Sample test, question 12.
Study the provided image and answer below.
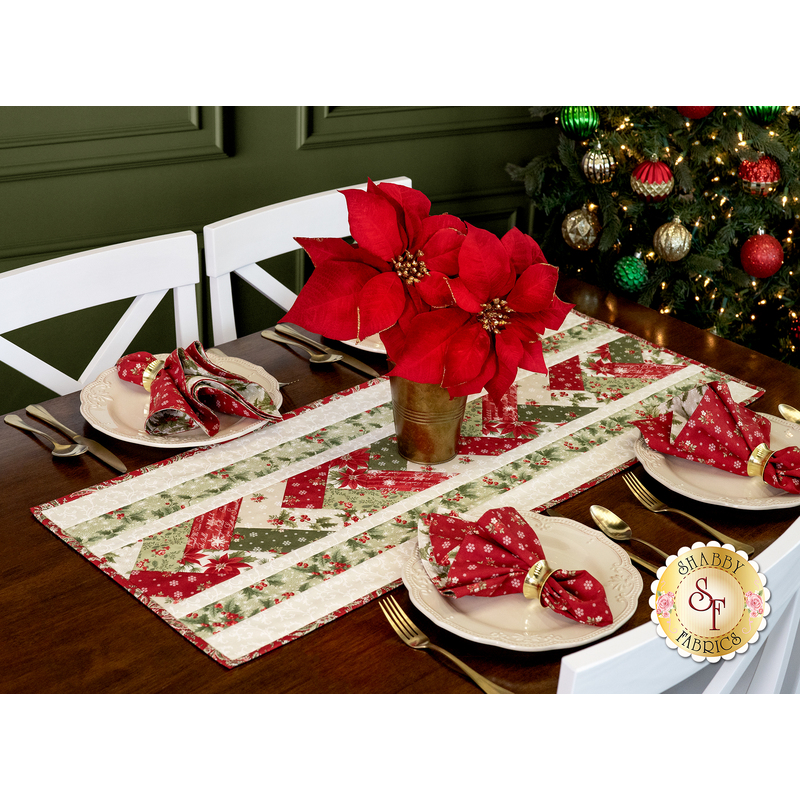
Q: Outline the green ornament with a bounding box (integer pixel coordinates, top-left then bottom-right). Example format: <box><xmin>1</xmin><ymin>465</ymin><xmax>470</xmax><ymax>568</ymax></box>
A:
<box><xmin>744</xmin><ymin>106</ymin><xmax>782</xmax><ymax>125</ymax></box>
<box><xmin>613</xmin><ymin>255</ymin><xmax>648</xmax><ymax>293</ymax></box>
<box><xmin>560</xmin><ymin>106</ymin><xmax>599</xmax><ymax>139</ymax></box>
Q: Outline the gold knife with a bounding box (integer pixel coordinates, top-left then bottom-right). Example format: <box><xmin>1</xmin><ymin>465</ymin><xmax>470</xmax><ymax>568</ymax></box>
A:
<box><xmin>274</xmin><ymin>324</ymin><xmax>382</xmax><ymax>379</ymax></box>
<box><xmin>26</xmin><ymin>404</ymin><xmax>127</xmax><ymax>473</ymax></box>
<box><xmin>544</xmin><ymin>507</ymin><xmax>659</xmax><ymax>576</ymax></box>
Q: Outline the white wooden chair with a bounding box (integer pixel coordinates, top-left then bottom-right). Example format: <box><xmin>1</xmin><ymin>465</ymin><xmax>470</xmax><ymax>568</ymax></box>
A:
<box><xmin>557</xmin><ymin>515</ymin><xmax>800</xmax><ymax>693</ymax></box>
<box><xmin>203</xmin><ymin>177</ymin><xmax>413</xmax><ymax>345</ymax></box>
<box><xmin>0</xmin><ymin>230</ymin><xmax>200</xmax><ymax>396</ymax></box>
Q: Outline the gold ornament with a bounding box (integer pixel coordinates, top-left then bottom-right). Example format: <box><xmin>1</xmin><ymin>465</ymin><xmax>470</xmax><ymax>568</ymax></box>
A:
<box><xmin>562</xmin><ymin>205</ymin><xmax>602</xmax><ymax>250</ymax></box>
<box><xmin>581</xmin><ymin>143</ymin><xmax>616</xmax><ymax>184</ymax></box>
<box><xmin>653</xmin><ymin>216</ymin><xmax>691</xmax><ymax>262</ymax></box>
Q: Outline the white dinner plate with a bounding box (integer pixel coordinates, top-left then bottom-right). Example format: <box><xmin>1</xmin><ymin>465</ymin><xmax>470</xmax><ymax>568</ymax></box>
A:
<box><xmin>80</xmin><ymin>353</ymin><xmax>283</xmax><ymax>448</ymax></box>
<box><xmin>634</xmin><ymin>412</ymin><xmax>800</xmax><ymax>510</ymax></box>
<box><xmin>402</xmin><ymin>511</ymin><xmax>642</xmax><ymax>652</ymax></box>
<box><xmin>341</xmin><ymin>333</ymin><xmax>386</xmax><ymax>354</ymax></box>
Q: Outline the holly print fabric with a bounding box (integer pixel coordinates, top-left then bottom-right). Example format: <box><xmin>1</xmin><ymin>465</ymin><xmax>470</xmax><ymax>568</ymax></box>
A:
<box><xmin>33</xmin><ymin>311</ymin><xmax>761</xmax><ymax>668</ymax></box>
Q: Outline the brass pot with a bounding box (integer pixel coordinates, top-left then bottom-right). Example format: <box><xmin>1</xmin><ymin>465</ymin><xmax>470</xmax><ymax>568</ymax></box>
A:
<box><xmin>389</xmin><ymin>375</ymin><xmax>467</xmax><ymax>465</ymax></box>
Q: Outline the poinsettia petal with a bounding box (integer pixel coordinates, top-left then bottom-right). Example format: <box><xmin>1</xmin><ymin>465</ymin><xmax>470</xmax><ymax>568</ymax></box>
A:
<box><xmin>485</xmin><ymin>329</ymin><xmax>524</xmax><ymax>399</ymax></box>
<box><xmin>447</xmin><ymin>351</ymin><xmax>498</xmax><ymax>398</ymax></box>
<box><xmin>418</xmin><ymin>213</ymin><xmax>467</xmax><ymax>235</ymax></box>
<box><xmin>372</xmin><ymin>181</ymin><xmax>431</xmax><ymax>236</ymax></box>
<box><xmin>414</xmin><ymin>225</ymin><xmax>466</xmax><ymax>276</ymax></box>
<box><xmin>511</xmin><ymin>314</ymin><xmax>546</xmax><ymax>339</ymax></box>
<box><xmin>519</xmin><ymin>339</ymin><xmax>546</xmax><ymax>373</ymax></box>
<box><xmin>340</xmin><ymin>188</ymin><xmax>405</xmax><ymax>260</ymax></box>
<box><xmin>390</xmin><ymin>308</ymin><xmax>470</xmax><ymax>385</ymax></box>
<box><xmin>447</xmin><ymin>277</ymin><xmax>483</xmax><ymax>313</ymax></box>
<box><xmin>535</xmin><ymin>295</ymin><xmax>574</xmax><ymax>329</ymax></box>
<box><xmin>279</xmin><ymin>261</ymin><xmax>377</xmax><ymax>339</ymax></box>
<box><xmin>295</xmin><ymin>236</ymin><xmax>389</xmax><ymax>273</ymax></box>
<box><xmin>506</xmin><ymin>262</ymin><xmax>559</xmax><ymax>313</ymax></box>
<box><xmin>379</xmin><ymin>293</ymin><xmax>420</xmax><ymax>364</ymax></box>
<box><xmin>417</xmin><ymin>272</ymin><xmax>457</xmax><ymax>307</ymax></box>
<box><xmin>458</xmin><ymin>223</ymin><xmax>515</xmax><ymax>301</ymax></box>
<box><xmin>356</xmin><ymin>272</ymin><xmax>407</xmax><ymax>338</ymax></box>
<box><xmin>501</xmin><ymin>227</ymin><xmax>547</xmax><ymax>274</ymax></box>
<box><xmin>380</xmin><ymin>325</ymin><xmax>405</xmax><ymax>365</ymax></box>
<box><xmin>443</xmin><ymin>323</ymin><xmax>492</xmax><ymax>386</ymax></box>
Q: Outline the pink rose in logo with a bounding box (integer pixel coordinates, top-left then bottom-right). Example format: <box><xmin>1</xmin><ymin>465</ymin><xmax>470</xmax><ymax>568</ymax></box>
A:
<box><xmin>656</xmin><ymin>591</ymin><xmax>675</xmax><ymax>618</ymax></box>
<box><xmin>745</xmin><ymin>591</ymin><xmax>764</xmax><ymax>618</ymax></box>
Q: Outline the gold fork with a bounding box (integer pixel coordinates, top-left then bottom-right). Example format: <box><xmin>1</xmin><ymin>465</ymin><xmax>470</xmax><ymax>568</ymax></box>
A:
<box><xmin>622</xmin><ymin>473</ymin><xmax>755</xmax><ymax>555</ymax></box>
<box><xmin>378</xmin><ymin>596</ymin><xmax>513</xmax><ymax>694</ymax></box>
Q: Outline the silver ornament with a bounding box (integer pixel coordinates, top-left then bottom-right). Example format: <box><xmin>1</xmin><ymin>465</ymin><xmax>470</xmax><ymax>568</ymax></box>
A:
<box><xmin>581</xmin><ymin>143</ymin><xmax>616</xmax><ymax>184</ymax></box>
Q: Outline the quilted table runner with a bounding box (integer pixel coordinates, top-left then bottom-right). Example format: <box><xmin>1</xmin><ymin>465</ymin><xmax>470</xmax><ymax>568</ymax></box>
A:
<box><xmin>33</xmin><ymin>311</ymin><xmax>762</xmax><ymax>668</ymax></box>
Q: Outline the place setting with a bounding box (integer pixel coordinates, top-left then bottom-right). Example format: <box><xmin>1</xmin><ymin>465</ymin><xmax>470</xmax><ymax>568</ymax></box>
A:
<box><xmin>80</xmin><ymin>340</ymin><xmax>284</xmax><ymax>448</ymax></box>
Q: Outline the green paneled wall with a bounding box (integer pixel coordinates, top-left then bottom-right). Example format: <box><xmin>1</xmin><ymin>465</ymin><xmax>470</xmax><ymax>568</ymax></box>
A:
<box><xmin>0</xmin><ymin>106</ymin><xmax>557</xmax><ymax>415</ymax></box>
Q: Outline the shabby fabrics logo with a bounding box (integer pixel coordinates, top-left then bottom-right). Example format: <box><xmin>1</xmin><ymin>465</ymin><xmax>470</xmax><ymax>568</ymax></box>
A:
<box><xmin>650</xmin><ymin>542</ymin><xmax>769</xmax><ymax>662</ymax></box>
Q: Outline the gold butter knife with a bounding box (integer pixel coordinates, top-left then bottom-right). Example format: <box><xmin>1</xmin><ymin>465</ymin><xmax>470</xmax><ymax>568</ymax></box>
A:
<box><xmin>26</xmin><ymin>404</ymin><xmax>127</xmax><ymax>473</ymax></box>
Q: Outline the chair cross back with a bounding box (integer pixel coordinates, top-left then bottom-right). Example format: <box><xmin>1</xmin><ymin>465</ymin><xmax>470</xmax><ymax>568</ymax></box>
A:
<box><xmin>203</xmin><ymin>177</ymin><xmax>412</xmax><ymax>345</ymax></box>
<box><xmin>0</xmin><ymin>230</ymin><xmax>200</xmax><ymax>396</ymax></box>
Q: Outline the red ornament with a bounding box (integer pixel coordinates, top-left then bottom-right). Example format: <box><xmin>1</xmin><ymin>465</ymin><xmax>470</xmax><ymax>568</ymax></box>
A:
<box><xmin>676</xmin><ymin>106</ymin><xmax>714</xmax><ymax>119</ymax></box>
<box><xmin>738</xmin><ymin>154</ymin><xmax>781</xmax><ymax>196</ymax></box>
<box><xmin>741</xmin><ymin>233</ymin><xmax>784</xmax><ymax>278</ymax></box>
<box><xmin>630</xmin><ymin>157</ymin><xmax>674</xmax><ymax>202</ymax></box>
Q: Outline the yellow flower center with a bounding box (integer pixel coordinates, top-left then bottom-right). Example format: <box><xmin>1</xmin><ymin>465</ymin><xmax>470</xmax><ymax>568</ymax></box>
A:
<box><xmin>478</xmin><ymin>298</ymin><xmax>512</xmax><ymax>332</ymax></box>
<box><xmin>391</xmin><ymin>249</ymin><xmax>429</xmax><ymax>284</ymax></box>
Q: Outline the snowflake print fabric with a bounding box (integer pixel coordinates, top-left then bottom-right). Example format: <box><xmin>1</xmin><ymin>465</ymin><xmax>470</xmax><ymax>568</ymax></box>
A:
<box><xmin>418</xmin><ymin>506</ymin><xmax>613</xmax><ymax>626</ymax></box>
<box><xmin>116</xmin><ymin>341</ymin><xmax>281</xmax><ymax>437</ymax></box>
<box><xmin>631</xmin><ymin>381</ymin><xmax>800</xmax><ymax>493</ymax></box>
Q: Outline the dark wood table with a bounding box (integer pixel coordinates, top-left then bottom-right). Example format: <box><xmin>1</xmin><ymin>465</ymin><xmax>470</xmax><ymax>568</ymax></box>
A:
<box><xmin>4</xmin><ymin>278</ymin><xmax>799</xmax><ymax>693</ymax></box>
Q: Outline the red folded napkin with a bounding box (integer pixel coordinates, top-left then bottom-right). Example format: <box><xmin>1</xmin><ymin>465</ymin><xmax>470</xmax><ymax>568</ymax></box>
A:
<box><xmin>116</xmin><ymin>341</ymin><xmax>281</xmax><ymax>437</ymax></box>
<box><xmin>631</xmin><ymin>380</ymin><xmax>800</xmax><ymax>494</ymax></box>
<box><xmin>418</xmin><ymin>506</ymin><xmax>613</xmax><ymax>627</ymax></box>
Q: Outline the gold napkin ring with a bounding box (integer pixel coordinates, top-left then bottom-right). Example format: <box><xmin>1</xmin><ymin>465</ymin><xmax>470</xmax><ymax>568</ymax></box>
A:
<box><xmin>523</xmin><ymin>559</ymin><xmax>556</xmax><ymax>602</ymax></box>
<box><xmin>141</xmin><ymin>358</ymin><xmax>165</xmax><ymax>392</ymax></box>
<box><xmin>747</xmin><ymin>442</ymin><xmax>775</xmax><ymax>480</ymax></box>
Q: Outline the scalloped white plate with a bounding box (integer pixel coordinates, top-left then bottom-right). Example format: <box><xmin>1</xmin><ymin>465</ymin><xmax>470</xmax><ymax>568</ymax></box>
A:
<box><xmin>634</xmin><ymin>412</ymin><xmax>800</xmax><ymax>510</ymax></box>
<box><xmin>79</xmin><ymin>353</ymin><xmax>283</xmax><ymax>448</ymax></box>
<box><xmin>402</xmin><ymin>511</ymin><xmax>642</xmax><ymax>652</ymax></box>
<box><xmin>341</xmin><ymin>333</ymin><xmax>386</xmax><ymax>354</ymax></box>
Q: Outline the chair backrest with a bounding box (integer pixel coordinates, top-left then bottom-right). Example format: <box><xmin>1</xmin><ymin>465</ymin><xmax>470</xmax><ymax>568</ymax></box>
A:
<box><xmin>203</xmin><ymin>176</ymin><xmax>413</xmax><ymax>345</ymax></box>
<box><xmin>0</xmin><ymin>230</ymin><xmax>200</xmax><ymax>396</ymax></box>
<box><xmin>557</xmin><ymin>516</ymin><xmax>800</xmax><ymax>694</ymax></box>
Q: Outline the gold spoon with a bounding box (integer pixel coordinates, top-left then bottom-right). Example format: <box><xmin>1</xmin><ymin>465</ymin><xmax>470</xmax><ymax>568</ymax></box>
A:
<box><xmin>590</xmin><ymin>504</ymin><xmax>669</xmax><ymax>562</ymax></box>
<box><xmin>261</xmin><ymin>329</ymin><xmax>343</xmax><ymax>364</ymax></box>
<box><xmin>778</xmin><ymin>404</ymin><xmax>800</xmax><ymax>424</ymax></box>
<box><xmin>4</xmin><ymin>414</ymin><xmax>88</xmax><ymax>457</ymax></box>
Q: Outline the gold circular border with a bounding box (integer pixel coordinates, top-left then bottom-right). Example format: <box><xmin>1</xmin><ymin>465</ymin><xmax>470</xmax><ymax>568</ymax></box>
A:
<box><xmin>654</xmin><ymin>546</ymin><xmax>766</xmax><ymax>658</ymax></box>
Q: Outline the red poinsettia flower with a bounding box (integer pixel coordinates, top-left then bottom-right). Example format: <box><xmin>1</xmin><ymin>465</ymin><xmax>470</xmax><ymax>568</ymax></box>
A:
<box><xmin>205</xmin><ymin>554</ymin><xmax>251</xmax><ymax>576</ymax></box>
<box><xmin>389</xmin><ymin>225</ymin><xmax>573</xmax><ymax>401</ymax></box>
<box><xmin>279</xmin><ymin>180</ymin><xmax>467</xmax><ymax>354</ymax></box>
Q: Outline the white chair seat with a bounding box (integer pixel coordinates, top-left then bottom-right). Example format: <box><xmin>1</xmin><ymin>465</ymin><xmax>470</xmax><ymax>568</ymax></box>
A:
<box><xmin>203</xmin><ymin>177</ymin><xmax>412</xmax><ymax>345</ymax></box>
<box><xmin>0</xmin><ymin>231</ymin><xmax>200</xmax><ymax>396</ymax></box>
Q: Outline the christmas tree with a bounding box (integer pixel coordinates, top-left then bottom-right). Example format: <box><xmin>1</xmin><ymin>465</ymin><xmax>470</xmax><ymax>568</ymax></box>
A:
<box><xmin>507</xmin><ymin>106</ymin><xmax>800</xmax><ymax>366</ymax></box>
